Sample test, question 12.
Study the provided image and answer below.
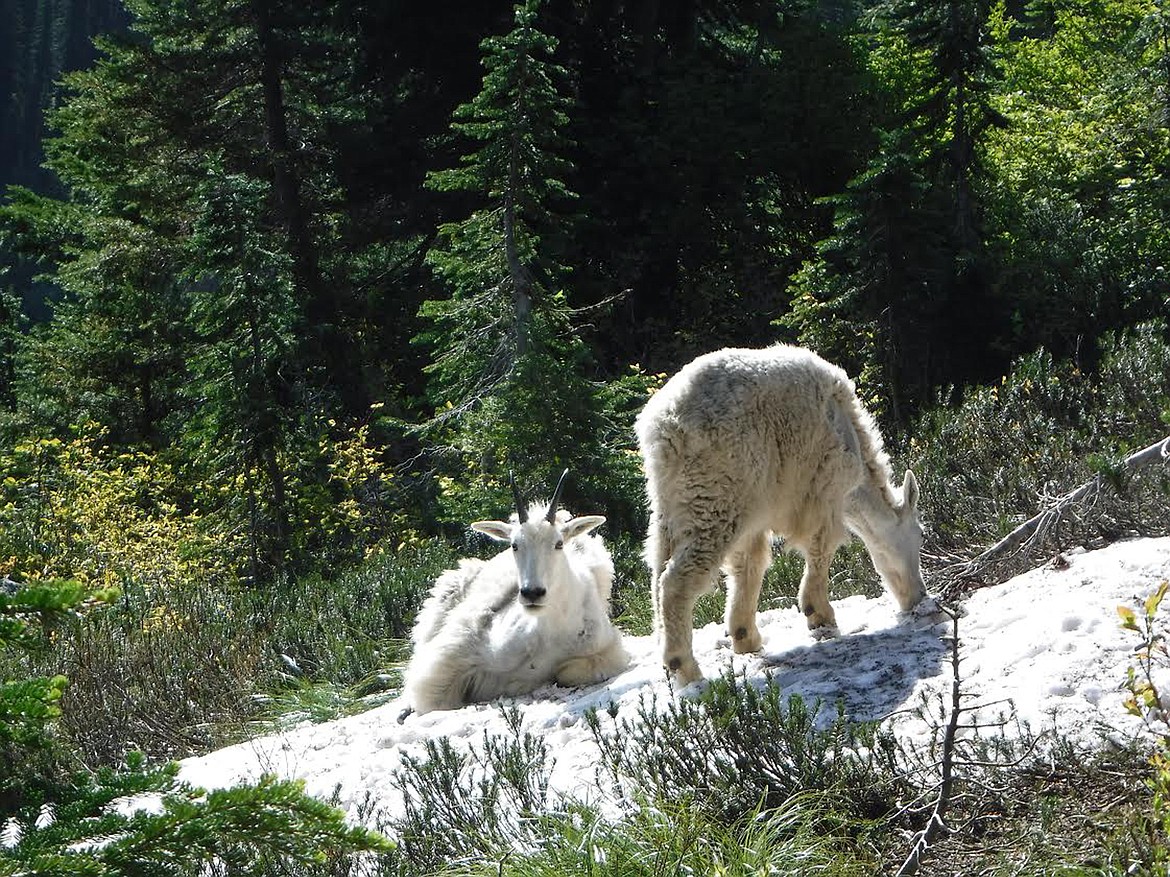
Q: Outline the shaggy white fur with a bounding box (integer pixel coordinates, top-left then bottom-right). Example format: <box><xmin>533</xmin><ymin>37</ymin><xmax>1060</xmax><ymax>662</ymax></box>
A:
<box><xmin>398</xmin><ymin>504</ymin><xmax>629</xmax><ymax>717</ymax></box>
<box><xmin>636</xmin><ymin>344</ymin><xmax>926</xmax><ymax>684</ymax></box>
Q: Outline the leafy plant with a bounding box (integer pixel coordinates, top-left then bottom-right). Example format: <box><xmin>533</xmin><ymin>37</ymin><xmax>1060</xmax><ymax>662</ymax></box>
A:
<box><xmin>587</xmin><ymin>670</ymin><xmax>900</xmax><ymax>825</ymax></box>
<box><xmin>1117</xmin><ymin>580</ymin><xmax>1170</xmax><ymax>871</ymax></box>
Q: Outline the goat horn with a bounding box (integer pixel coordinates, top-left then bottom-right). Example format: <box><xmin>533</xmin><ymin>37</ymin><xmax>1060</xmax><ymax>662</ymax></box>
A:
<box><xmin>546</xmin><ymin>468</ymin><xmax>569</xmax><ymax>523</ymax></box>
<box><xmin>510</xmin><ymin>471</ymin><xmax>528</xmax><ymax>523</ymax></box>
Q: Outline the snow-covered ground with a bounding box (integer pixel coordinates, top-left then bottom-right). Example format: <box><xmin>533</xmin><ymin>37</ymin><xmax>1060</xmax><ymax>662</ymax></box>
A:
<box><xmin>175</xmin><ymin>537</ymin><xmax>1170</xmax><ymax>828</ymax></box>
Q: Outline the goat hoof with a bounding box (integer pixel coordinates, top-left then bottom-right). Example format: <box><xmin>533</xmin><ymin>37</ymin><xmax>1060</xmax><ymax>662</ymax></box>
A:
<box><xmin>666</xmin><ymin>656</ymin><xmax>702</xmax><ymax>686</ymax></box>
<box><xmin>731</xmin><ymin>625</ymin><xmax>762</xmax><ymax>654</ymax></box>
<box><xmin>396</xmin><ymin>706</ymin><xmax>414</xmax><ymax>724</ymax></box>
<box><xmin>801</xmin><ymin>606</ymin><xmax>836</xmax><ymax>630</ymax></box>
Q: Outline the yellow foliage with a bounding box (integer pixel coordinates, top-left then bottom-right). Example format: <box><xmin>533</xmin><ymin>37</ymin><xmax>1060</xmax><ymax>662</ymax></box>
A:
<box><xmin>0</xmin><ymin>423</ymin><xmax>232</xmax><ymax>592</ymax></box>
<box><xmin>142</xmin><ymin>604</ymin><xmax>187</xmax><ymax>633</ymax></box>
<box><xmin>1</xmin><ymin>419</ymin><xmax>410</xmax><ymax>584</ymax></box>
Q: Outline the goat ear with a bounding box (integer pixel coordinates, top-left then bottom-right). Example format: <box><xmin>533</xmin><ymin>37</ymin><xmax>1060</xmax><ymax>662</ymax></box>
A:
<box><xmin>901</xmin><ymin>469</ymin><xmax>920</xmax><ymax>511</ymax></box>
<box><xmin>560</xmin><ymin>515</ymin><xmax>606</xmax><ymax>541</ymax></box>
<box><xmin>471</xmin><ymin>520</ymin><xmax>513</xmax><ymax>542</ymax></box>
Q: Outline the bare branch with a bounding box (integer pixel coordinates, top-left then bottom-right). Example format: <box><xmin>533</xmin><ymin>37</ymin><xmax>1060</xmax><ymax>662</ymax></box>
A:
<box><xmin>897</xmin><ymin>607</ymin><xmax>964</xmax><ymax>877</ymax></box>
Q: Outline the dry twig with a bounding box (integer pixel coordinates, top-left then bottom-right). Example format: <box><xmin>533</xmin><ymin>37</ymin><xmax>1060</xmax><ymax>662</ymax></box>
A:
<box><xmin>897</xmin><ymin>606</ymin><xmax>963</xmax><ymax>877</ymax></box>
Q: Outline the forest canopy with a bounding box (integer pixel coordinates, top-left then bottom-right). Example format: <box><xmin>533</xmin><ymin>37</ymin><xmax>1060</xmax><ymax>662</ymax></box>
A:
<box><xmin>1</xmin><ymin>0</ymin><xmax>1169</xmax><ymax>583</ymax></box>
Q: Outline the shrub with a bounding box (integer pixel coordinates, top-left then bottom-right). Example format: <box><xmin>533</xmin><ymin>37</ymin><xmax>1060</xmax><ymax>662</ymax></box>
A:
<box><xmin>384</xmin><ymin>706</ymin><xmax>555</xmax><ymax>875</ymax></box>
<box><xmin>0</xmin><ymin>429</ymin><xmax>462</xmax><ymax>762</ymax></box>
<box><xmin>1117</xmin><ymin>580</ymin><xmax>1170</xmax><ymax>871</ymax></box>
<box><xmin>18</xmin><ymin>576</ymin><xmax>275</xmax><ymax>765</ymax></box>
<box><xmin>2</xmin><ymin>763</ymin><xmax>390</xmax><ymax>877</ymax></box>
<box><xmin>379</xmin><ymin>696</ymin><xmax>882</xmax><ymax>877</ymax></box>
<box><xmin>0</xmin><ymin>424</ymin><xmax>231</xmax><ymax>593</ymax></box>
<box><xmin>201</xmin><ymin>418</ymin><xmax>407</xmax><ymax>578</ymax></box>
<box><xmin>5</xmin><ymin>538</ymin><xmax>465</xmax><ymax>765</ymax></box>
<box><xmin>0</xmin><ymin>577</ymin><xmax>109</xmax><ymax>811</ymax></box>
<box><xmin>587</xmin><ymin>670</ymin><xmax>901</xmax><ymax>825</ymax></box>
<box><xmin>447</xmin><ymin>794</ymin><xmax>879</xmax><ymax>876</ymax></box>
<box><xmin>906</xmin><ymin>321</ymin><xmax>1170</xmax><ymax>568</ymax></box>
<box><xmin>0</xmin><ymin>578</ymin><xmax>390</xmax><ymax>876</ymax></box>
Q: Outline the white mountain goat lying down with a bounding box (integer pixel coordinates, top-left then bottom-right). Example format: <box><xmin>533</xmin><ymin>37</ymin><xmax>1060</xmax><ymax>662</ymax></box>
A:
<box><xmin>636</xmin><ymin>344</ymin><xmax>927</xmax><ymax>684</ymax></box>
<box><xmin>398</xmin><ymin>471</ymin><xmax>629</xmax><ymax>718</ymax></box>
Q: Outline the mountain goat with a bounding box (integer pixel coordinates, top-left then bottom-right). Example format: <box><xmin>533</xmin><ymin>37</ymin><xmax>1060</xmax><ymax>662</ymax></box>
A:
<box><xmin>636</xmin><ymin>345</ymin><xmax>927</xmax><ymax>684</ymax></box>
<box><xmin>398</xmin><ymin>471</ymin><xmax>629</xmax><ymax>718</ymax></box>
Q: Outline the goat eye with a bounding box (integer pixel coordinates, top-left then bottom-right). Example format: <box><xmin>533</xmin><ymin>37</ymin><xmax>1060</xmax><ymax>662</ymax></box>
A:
<box><xmin>555</xmin><ymin>540</ymin><xmax>564</xmax><ymax>550</ymax></box>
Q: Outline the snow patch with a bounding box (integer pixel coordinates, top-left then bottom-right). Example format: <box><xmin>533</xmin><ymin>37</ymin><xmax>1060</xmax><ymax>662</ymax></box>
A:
<box><xmin>164</xmin><ymin>537</ymin><xmax>1170</xmax><ymax>829</ymax></box>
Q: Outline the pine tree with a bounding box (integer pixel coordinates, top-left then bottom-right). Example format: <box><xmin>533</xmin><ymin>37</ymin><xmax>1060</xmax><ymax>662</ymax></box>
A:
<box><xmin>784</xmin><ymin>128</ymin><xmax>951</xmax><ymax>424</ymax></box>
<box><xmin>419</xmin><ymin>0</ymin><xmax>603</xmax><ymax>519</ymax></box>
<box><xmin>0</xmin><ymin>287</ymin><xmax>19</xmax><ymax>412</ymax></box>
<box><xmin>0</xmin><ymin>0</ymin><xmax>397</xmax><ymax>578</ymax></box>
<box><xmin>786</xmin><ymin>0</ymin><xmax>1007</xmax><ymax>422</ymax></box>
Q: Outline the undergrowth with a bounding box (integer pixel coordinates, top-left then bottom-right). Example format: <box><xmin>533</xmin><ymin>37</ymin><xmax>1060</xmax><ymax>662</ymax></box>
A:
<box><xmin>0</xmin><ymin>578</ymin><xmax>389</xmax><ymax>876</ymax></box>
<box><xmin>1</xmin><ymin>319</ymin><xmax>1169</xmax><ymax>874</ymax></box>
<box><xmin>587</xmin><ymin>670</ymin><xmax>901</xmax><ymax>825</ymax></box>
<box><xmin>3</xmin><ymin>540</ymin><xmax>459</xmax><ymax>764</ymax></box>
<box><xmin>376</xmin><ymin>678</ymin><xmax>890</xmax><ymax>877</ymax></box>
<box><xmin>907</xmin><ymin>321</ymin><xmax>1170</xmax><ymax>576</ymax></box>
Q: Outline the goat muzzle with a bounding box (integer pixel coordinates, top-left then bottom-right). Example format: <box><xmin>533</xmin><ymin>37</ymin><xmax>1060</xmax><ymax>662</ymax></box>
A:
<box><xmin>519</xmin><ymin>585</ymin><xmax>547</xmax><ymax>608</ymax></box>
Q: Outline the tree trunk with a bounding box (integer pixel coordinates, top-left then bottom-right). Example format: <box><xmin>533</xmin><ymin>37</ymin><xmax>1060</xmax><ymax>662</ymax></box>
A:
<box><xmin>506</xmin><ymin>36</ymin><xmax>532</xmax><ymax>358</ymax></box>
<box><xmin>251</xmin><ymin>0</ymin><xmax>364</xmax><ymax>409</ymax></box>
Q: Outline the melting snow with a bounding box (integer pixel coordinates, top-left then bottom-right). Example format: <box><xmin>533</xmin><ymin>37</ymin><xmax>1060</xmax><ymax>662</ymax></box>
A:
<box><xmin>171</xmin><ymin>537</ymin><xmax>1170</xmax><ymax>828</ymax></box>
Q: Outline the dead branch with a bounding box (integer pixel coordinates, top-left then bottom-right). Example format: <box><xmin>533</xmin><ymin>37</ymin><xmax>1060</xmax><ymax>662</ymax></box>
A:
<box><xmin>897</xmin><ymin>606</ymin><xmax>963</xmax><ymax>877</ymax></box>
<box><xmin>950</xmin><ymin>435</ymin><xmax>1170</xmax><ymax>584</ymax></box>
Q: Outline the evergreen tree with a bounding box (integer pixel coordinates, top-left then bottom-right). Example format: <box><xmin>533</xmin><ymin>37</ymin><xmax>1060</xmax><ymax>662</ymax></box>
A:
<box><xmin>880</xmin><ymin>0</ymin><xmax>1009</xmax><ymax>390</ymax></box>
<box><xmin>559</xmin><ymin>0</ymin><xmax>877</xmax><ymax>372</ymax></box>
<box><xmin>419</xmin><ymin>0</ymin><xmax>604</xmax><ymax>520</ymax></box>
<box><xmin>784</xmin><ymin>128</ymin><xmax>951</xmax><ymax>424</ymax></box>
<box><xmin>786</xmin><ymin>0</ymin><xmax>1007</xmax><ymax>422</ymax></box>
<box><xmin>0</xmin><ymin>0</ymin><xmax>402</xmax><ymax>576</ymax></box>
<box><xmin>0</xmin><ymin>287</ymin><xmax>19</xmax><ymax>412</ymax></box>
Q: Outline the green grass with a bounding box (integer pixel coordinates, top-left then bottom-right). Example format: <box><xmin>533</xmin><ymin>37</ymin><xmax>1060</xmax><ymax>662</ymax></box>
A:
<box><xmin>445</xmin><ymin>794</ymin><xmax>880</xmax><ymax>877</ymax></box>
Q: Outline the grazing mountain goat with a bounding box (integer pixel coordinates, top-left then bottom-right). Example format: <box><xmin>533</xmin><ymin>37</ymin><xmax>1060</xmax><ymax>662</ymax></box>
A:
<box><xmin>398</xmin><ymin>472</ymin><xmax>629</xmax><ymax>718</ymax></box>
<box><xmin>636</xmin><ymin>345</ymin><xmax>927</xmax><ymax>684</ymax></box>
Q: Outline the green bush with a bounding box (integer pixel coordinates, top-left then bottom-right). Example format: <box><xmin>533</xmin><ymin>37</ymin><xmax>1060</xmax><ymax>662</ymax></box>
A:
<box><xmin>587</xmin><ymin>670</ymin><xmax>901</xmax><ymax>825</ymax></box>
<box><xmin>256</xmin><ymin>540</ymin><xmax>462</xmax><ymax>685</ymax></box>
<box><xmin>384</xmin><ymin>706</ymin><xmax>555</xmax><ymax>875</ymax></box>
<box><xmin>447</xmin><ymin>794</ymin><xmax>879</xmax><ymax>877</ymax></box>
<box><xmin>378</xmin><ymin>693</ymin><xmax>885</xmax><ymax>877</ymax></box>
<box><xmin>0</xmin><ymin>578</ymin><xmax>103</xmax><ymax>811</ymax></box>
<box><xmin>2</xmin><ymin>762</ymin><xmax>390</xmax><ymax>877</ymax></box>
<box><xmin>906</xmin><ymin>321</ymin><xmax>1170</xmax><ymax>565</ymax></box>
<box><xmin>1</xmin><ymin>578</ymin><xmax>390</xmax><ymax>876</ymax></box>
